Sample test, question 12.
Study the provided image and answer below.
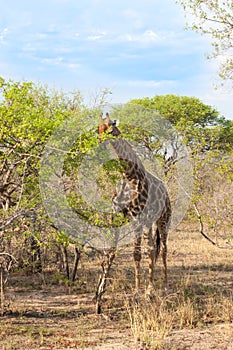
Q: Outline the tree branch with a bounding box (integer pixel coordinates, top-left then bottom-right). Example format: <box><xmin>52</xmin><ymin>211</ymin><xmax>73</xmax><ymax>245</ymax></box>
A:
<box><xmin>193</xmin><ymin>203</ymin><xmax>233</xmax><ymax>249</ymax></box>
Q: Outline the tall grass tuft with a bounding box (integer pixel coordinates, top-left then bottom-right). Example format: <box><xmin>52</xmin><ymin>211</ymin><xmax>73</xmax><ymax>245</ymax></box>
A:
<box><xmin>125</xmin><ymin>274</ymin><xmax>233</xmax><ymax>349</ymax></box>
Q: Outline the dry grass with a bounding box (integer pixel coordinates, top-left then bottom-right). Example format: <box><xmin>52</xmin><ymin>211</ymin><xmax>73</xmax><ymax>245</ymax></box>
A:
<box><xmin>123</xmin><ymin>223</ymin><xmax>233</xmax><ymax>349</ymax></box>
<box><xmin>0</xmin><ymin>223</ymin><xmax>233</xmax><ymax>349</ymax></box>
<box><xmin>126</xmin><ymin>277</ymin><xmax>233</xmax><ymax>349</ymax></box>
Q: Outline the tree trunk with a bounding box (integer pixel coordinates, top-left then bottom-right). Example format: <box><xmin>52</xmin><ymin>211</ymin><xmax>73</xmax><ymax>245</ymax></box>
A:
<box><xmin>30</xmin><ymin>235</ymin><xmax>42</xmax><ymax>273</ymax></box>
<box><xmin>60</xmin><ymin>245</ymin><xmax>70</xmax><ymax>280</ymax></box>
<box><xmin>95</xmin><ymin>248</ymin><xmax>116</xmax><ymax>314</ymax></box>
<box><xmin>0</xmin><ymin>266</ymin><xmax>4</xmax><ymax>316</ymax></box>
<box><xmin>71</xmin><ymin>246</ymin><xmax>81</xmax><ymax>282</ymax></box>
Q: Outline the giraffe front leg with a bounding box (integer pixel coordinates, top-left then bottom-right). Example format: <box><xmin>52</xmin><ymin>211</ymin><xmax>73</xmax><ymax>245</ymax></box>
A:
<box><xmin>133</xmin><ymin>236</ymin><xmax>142</xmax><ymax>292</ymax></box>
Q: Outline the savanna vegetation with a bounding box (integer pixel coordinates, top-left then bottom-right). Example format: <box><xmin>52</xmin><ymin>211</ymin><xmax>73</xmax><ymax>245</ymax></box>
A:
<box><xmin>0</xmin><ymin>75</ymin><xmax>232</xmax><ymax>349</ymax></box>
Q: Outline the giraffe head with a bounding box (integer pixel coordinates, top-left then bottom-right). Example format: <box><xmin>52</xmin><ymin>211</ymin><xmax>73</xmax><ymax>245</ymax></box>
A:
<box><xmin>97</xmin><ymin>113</ymin><xmax>121</xmax><ymax>141</ymax></box>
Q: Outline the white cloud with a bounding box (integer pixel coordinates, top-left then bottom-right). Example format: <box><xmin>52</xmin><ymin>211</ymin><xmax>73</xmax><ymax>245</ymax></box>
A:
<box><xmin>68</xmin><ymin>63</ymin><xmax>82</xmax><ymax>71</ymax></box>
<box><xmin>126</xmin><ymin>80</ymin><xmax>164</xmax><ymax>88</ymax></box>
<box><xmin>142</xmin><ymin>30</ymin><xmax>160</xmax><ymax>42</ymax></box>
<box><xmin>0</xmin><ymin>28</ymin><xmax>9</xmax><ymax>44</ymax></box>
<box><xmin>41</xmin><ymin>56</ymin><xmax>64</xmax><ymax>65</ymax></box>
<box><xmin>34</xmin><ymin>32</ymin><xmax>49</xmax><ymax>40</ymax></box>
<box><xmin>21</xmin><ymin>42</ymin><xmax>38</xmax><ymax>52</ymax></box>
<box><xmin>87</xmin><ymin>31</ymin><xmax>107</xmax><ymax>41</ymax></box>
<box><xmin>119</xmin><ymin>29</ymin><xmax>161</xmax><ymax>45</ymax></box>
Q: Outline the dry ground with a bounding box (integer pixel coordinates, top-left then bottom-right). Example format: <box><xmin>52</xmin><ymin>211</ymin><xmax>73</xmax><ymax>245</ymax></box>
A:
<box><xmin>0</xmin><ymin>223</ymin><xmax>233</xmax><ymax>349</ymax></box>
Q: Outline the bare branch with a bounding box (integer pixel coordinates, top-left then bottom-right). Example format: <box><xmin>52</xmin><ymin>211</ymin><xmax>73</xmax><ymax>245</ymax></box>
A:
<box><xmin>193</xmin><ymin>203</ymin><xmax>233</xmax><ymax>249</ymax></box>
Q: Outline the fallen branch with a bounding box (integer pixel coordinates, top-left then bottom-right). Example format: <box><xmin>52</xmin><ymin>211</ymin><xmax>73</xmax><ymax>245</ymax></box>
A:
<box><xmin>193</xmin><ymin>204</ymin><xmax>233</xmax><ymax>250</ymax></box>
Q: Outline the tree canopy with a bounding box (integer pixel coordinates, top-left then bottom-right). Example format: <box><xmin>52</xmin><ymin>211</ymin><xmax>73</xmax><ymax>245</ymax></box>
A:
<box><xmin>130</xmin><ymin>94</ymin><xmax>232</xmax><ymax>152</ymax></box>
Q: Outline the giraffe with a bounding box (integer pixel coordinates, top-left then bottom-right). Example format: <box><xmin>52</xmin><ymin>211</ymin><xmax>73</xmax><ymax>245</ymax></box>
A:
<box><xmin>110</xmin><ymin>137</ymin><xmax>171</xmax><ymax>292</ymax></box>
<box><xmin>97</xmin><ymin>115</ymin><xmax>171</xmax><ymax>292</ymax></box>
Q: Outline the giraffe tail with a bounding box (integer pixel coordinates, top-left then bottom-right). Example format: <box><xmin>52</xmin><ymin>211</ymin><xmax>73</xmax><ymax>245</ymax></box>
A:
<box><xmin>155</xmin><ymin>228</ymin><xmax>161</xmax><ymax>262</ymax></box>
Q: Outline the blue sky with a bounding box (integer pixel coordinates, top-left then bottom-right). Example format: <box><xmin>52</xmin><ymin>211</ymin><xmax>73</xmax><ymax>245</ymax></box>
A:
<box><xmin>0</xmin><ymin>0</ymin><xmax>232</xmax><ymax>119</ymax></box>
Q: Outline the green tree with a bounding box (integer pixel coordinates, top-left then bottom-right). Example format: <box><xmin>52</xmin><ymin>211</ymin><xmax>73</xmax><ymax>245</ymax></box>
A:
<box><xmin>0</xmin><ymin>78</ymin><xmax>71</xmax><ymax>213</ymax></box>
<box><xmin>177</xmin><ymin>0</ymin><xmax>233</xmax><ymax>85</ymax></box>
<box><xmin>0</xmin><ymin>77</ymin><xmax>85</xmax><ymax>273</ymax></box>
<box><xmin>130</xmin><ymin>94</ymin><xmax>231</xmax><ymax>152</ymax></box>
<box><xmin>127</xmin><ymin>96</ymin><xmax>233</xmax><ymax>247</ymax></box>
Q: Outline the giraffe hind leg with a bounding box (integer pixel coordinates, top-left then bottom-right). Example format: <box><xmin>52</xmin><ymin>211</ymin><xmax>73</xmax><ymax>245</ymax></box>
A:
<box><xmin>154</xmin><ymin>227</ymin><xmax>161</xmax><ymax>263</ymax></box>
<box><xmin>146</xmin><ymin>226</ymin><xmax>156</xmax><ymax>291</ymax></box>
<box><xmin>133</xmin><ymin>236</ymin><xmax>142</xmax><ymax>291</ymax></box>
<box><xmin>156</xmin><ymin>221</ymin><xmax>168</xmax><ymax>284</ymax></box>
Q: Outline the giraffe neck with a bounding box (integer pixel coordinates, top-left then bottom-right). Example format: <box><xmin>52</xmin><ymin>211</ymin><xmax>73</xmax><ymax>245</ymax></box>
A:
<box><xmin>110</xmin><ymin>138</ymin><xmax>146</xmax><ymax>181</ymax></box>
<box><xmin>110</xmin><ymin>138</ymin><xmax>149</xmax><ymax>218</ymax></box>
